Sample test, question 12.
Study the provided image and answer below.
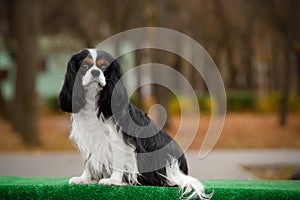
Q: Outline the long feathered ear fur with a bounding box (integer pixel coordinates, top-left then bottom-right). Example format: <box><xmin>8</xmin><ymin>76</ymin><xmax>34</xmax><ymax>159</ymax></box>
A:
<box><xmin>58</xmin><ymin>49</ymin><xmax>89</xmax><ymax>113</ymax></box>
<box><xmin>97</xmin><ymin>59</ymin><xmax>129</xmax><ymax>118</ymax></box>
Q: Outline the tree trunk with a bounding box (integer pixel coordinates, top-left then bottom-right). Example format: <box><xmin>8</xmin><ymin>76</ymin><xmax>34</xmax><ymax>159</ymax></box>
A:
<box><xmin>280</xmin><ymin>40</ymin><xmax>292</xmax><ymax>126</ymax></box>
<box><xmin>152</xmin><ymin>0</ymin><xmax>170</xmax><ymax>129</ymax></box>
<box><xmin>296</xmin><ymin>51</ymin><xmax>300</xmax><ymax>96</ymax></box>
<box><xmin>133</xmin><ymin>1</ymin><xmax>144</xmax><ymax>110</ymax></box>
<box><xmin>227</xmin><ymin>48</ymin><xmax>238</xmax><ymax>89</ymax></box>
<box><xmin>134</xmin><ymin>50</ymin><xmax>144</xmax><ymax>110</ymax></box>
<box><xmin>12</xmin><ymin>0</ymin><xmax>41</xmax><ymax>146</ymax></box>
<box><xmin>243</xmin><ymin>33</ymin><xmax>254</xmax><ymax>90</ymax></box>
<box><xmin>0</xmin><ymin>70</ymin><xmax>9</xmax><ymax>119</ymax></box>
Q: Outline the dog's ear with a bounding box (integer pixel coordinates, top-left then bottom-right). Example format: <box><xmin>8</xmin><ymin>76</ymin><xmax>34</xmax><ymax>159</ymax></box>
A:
<box><xmin>98</xmin><ymin>59</ymin><xmax>128</xmax><ymax>118</ymax></box>
<box><xmin>58</xmin><ymin>49</ymin><xmax>89</xmax><ymax>113</ymax></box>
<box><xmin>108</xmin><ymin>58</ymin><xmax>123</xmax><ymax>80</ymax></box>
<box><xmin>110</xmin><ymin>60</ymin><xmax>128</xmax><ymax>108</ymax></box>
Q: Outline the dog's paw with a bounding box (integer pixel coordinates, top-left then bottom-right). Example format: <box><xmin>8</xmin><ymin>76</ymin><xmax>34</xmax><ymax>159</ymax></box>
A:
<box><xmin>98</xmin><ymin>178</ymin><xmax>127</xmax><ymax>186</ymax></box>
<box><xmin>69</xmin><ymin>176</ymin><xmax>95</xmax><ymax>184</ymax></box>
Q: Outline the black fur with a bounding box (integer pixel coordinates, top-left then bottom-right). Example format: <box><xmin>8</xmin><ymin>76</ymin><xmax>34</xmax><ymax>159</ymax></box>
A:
<box><xmin>59</xmin><ymin>49</ymin><xmax>188</xmax><ymax>186</ymax></box>
<box><xmin>58</xmin><ymin>49</ymin><xmax>90</xmax><ymax>113</ymax></box>
<box><xmin>96</xmin><ymin>53</ymin><xmax>188</xmax><ymax>186</ymax></box>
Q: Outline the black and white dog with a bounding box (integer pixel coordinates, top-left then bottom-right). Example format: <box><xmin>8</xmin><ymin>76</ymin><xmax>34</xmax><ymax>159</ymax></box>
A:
<box><xmin>59</xmin><ymin>49</ymin><xmax>211</xmax><ymax>199</ymax></box>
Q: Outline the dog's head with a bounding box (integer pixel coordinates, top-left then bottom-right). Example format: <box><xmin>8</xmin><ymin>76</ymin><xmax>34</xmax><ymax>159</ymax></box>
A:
<box><xmin>58</xmin><ymin>49</ymin><xmax>126</xmax><ymax>114</ymax></box>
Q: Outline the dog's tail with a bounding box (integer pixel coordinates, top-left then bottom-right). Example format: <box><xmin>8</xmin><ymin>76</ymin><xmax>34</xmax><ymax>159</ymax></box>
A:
<box><xmin>165</xmin><ymin>159</ymin><xmax>213</xmax><ymax>200</ymax></box>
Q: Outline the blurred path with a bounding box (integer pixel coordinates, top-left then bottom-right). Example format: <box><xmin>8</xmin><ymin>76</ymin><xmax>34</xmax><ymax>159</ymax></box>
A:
<box><xmin>187</xmin><ymin>149</ymin><xmax>300</xmax><ymax>179</ymax></box>
<box><xmin>0</xmin><ymin>149</ymin><xmax>299</xmax><ymax>179</ymax></box>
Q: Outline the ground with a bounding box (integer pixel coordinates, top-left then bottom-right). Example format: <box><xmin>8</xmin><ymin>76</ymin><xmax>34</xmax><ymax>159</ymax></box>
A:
<box><xmin>0</xmin><ymin>112</ymin><xmax>299</xmax><ymax>151</ymax></box>
<box><xmin>243</xmin><ymin>165</ymin><xmax>297</xmax><ymax>180</ymax></box>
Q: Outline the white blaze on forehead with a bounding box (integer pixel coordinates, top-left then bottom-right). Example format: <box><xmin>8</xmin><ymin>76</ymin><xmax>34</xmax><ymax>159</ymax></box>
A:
<box><xmin>88</xmin><ymin>49</ymin><xmax>97</xmax><ymax>63</ymax></box>
<box><xmin>83</xmin><ymin>48</ymin><xmax>106</xmax><ymax>88</ymax></box>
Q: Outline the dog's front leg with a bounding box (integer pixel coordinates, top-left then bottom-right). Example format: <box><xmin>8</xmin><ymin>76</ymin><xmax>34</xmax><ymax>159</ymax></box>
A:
<box><xmin>98</xmin><ymin>170</ymin><xmax>127</xmax><ymax>186</ymax></box>
<box><xmin>69</xmin><ymin>169</ymin><xmax>96</xmax><ymax>184</ymax></box>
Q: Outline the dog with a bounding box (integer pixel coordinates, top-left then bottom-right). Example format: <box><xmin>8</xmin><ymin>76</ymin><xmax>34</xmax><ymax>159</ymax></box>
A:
<box><xmin>58</xmin><ymin>48</ymin><xmax>212</xmax><ymax>199</ymax></box>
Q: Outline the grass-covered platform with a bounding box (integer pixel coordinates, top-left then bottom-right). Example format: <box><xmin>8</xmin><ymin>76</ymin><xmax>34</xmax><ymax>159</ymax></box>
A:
<box><xmin>0</xmin><ymin>176</ymin><xmax>299</xmax><ymax>199</ymax></box>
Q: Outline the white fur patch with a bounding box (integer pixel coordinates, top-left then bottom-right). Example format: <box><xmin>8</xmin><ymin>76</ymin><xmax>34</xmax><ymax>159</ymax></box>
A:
<box><xmin>69</xmin><ymin>82</ymin><xmax>139</xmax><ymax>185</ymax></box>
<box><xmin>165</xmin><ymin>158</ymin><xmax>213</xmax><ymax>200</ymax></box>
<box><xmin>88</xmin><ymin>48</ymin><xmax>97</xmax><ymax>61</ymax></box>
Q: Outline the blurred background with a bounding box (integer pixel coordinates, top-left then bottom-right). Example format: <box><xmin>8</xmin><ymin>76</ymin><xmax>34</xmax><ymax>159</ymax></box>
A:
<box><xmin>0</xmin><ymin>0</ymin><xmax>299</xmax><ymax>180</ymax></box>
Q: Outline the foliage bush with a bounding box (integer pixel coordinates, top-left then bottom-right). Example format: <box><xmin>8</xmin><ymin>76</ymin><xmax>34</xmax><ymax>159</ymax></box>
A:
<box><xmin>198</xmin><ymin>93</ymin><xmax>212</xmax><ymax>112</ymax></box>
<box><xmin>169</xmin><ymin>91</ymin><xmax>258</xmax><ymax>114</ymax></box>
<box><xmin>45</xmin><ymin>96</ymin><xmax>59</xmax><ymax>111</ymax></box>
<box><xmin>258</xmin><ymin>92</ymin><xmax>300</xmax><ymax>113</ymax></box>
<box><xmin>168</xmin><ymin>94</ymin><xmax>193</xmax><ymax>115</ymax></box>
<box><xmin>197</xmin><ymin>91</ymin><xmax>258</xmax><ymax>112</ymax></box>
<box><xmin>226</xmin><ymin>90</ymin><xmax>258</xmax><ymax>111</ymax></box>
<box><xmin>43</xmin><ymin>91</ymin><xmax>299</xmax><ymax>114</ymax></box>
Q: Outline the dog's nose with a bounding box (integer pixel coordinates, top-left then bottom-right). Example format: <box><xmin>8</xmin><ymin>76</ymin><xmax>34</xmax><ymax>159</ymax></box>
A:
<box><xmin>91</xmin><ymin>70</ymin><xmax>100</xmax><ymax>77</ymax></box>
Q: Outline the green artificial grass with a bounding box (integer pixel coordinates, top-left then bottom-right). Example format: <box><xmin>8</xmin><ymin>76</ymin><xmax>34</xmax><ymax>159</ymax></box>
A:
<box><xmin>0</xmin><ymin>176</ymin><xmax>299</xmax><ymax>200</ymax></box>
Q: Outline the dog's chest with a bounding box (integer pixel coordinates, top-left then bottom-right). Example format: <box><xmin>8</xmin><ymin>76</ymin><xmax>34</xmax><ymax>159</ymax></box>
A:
<box><xmin>70</xmin><ymin>110</ymin><xmax>118</xmax><ymax>158</ymax></box>
<box><xmin>70</xmin><ymin>110</ymin><xmax>137</xmax><ymax>175</ymax></box>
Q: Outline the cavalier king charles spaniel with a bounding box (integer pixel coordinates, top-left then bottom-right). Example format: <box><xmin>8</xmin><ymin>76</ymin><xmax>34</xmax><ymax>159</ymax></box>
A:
<box><xmin>58</xmin><ymin>49</ymin><xmax>212</xmax><ymax>199</ymax></box>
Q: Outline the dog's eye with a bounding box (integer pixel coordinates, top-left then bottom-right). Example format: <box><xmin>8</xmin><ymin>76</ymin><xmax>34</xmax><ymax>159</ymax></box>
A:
<box><xmin>100</xmin><ymin>65</ymin><xmax>106</xmax><ymax>71</ymax></box>
<box><xmin>82</xmin><ymin>65</ymin><xmax>89</xmax><ymax>70</ymax></box>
